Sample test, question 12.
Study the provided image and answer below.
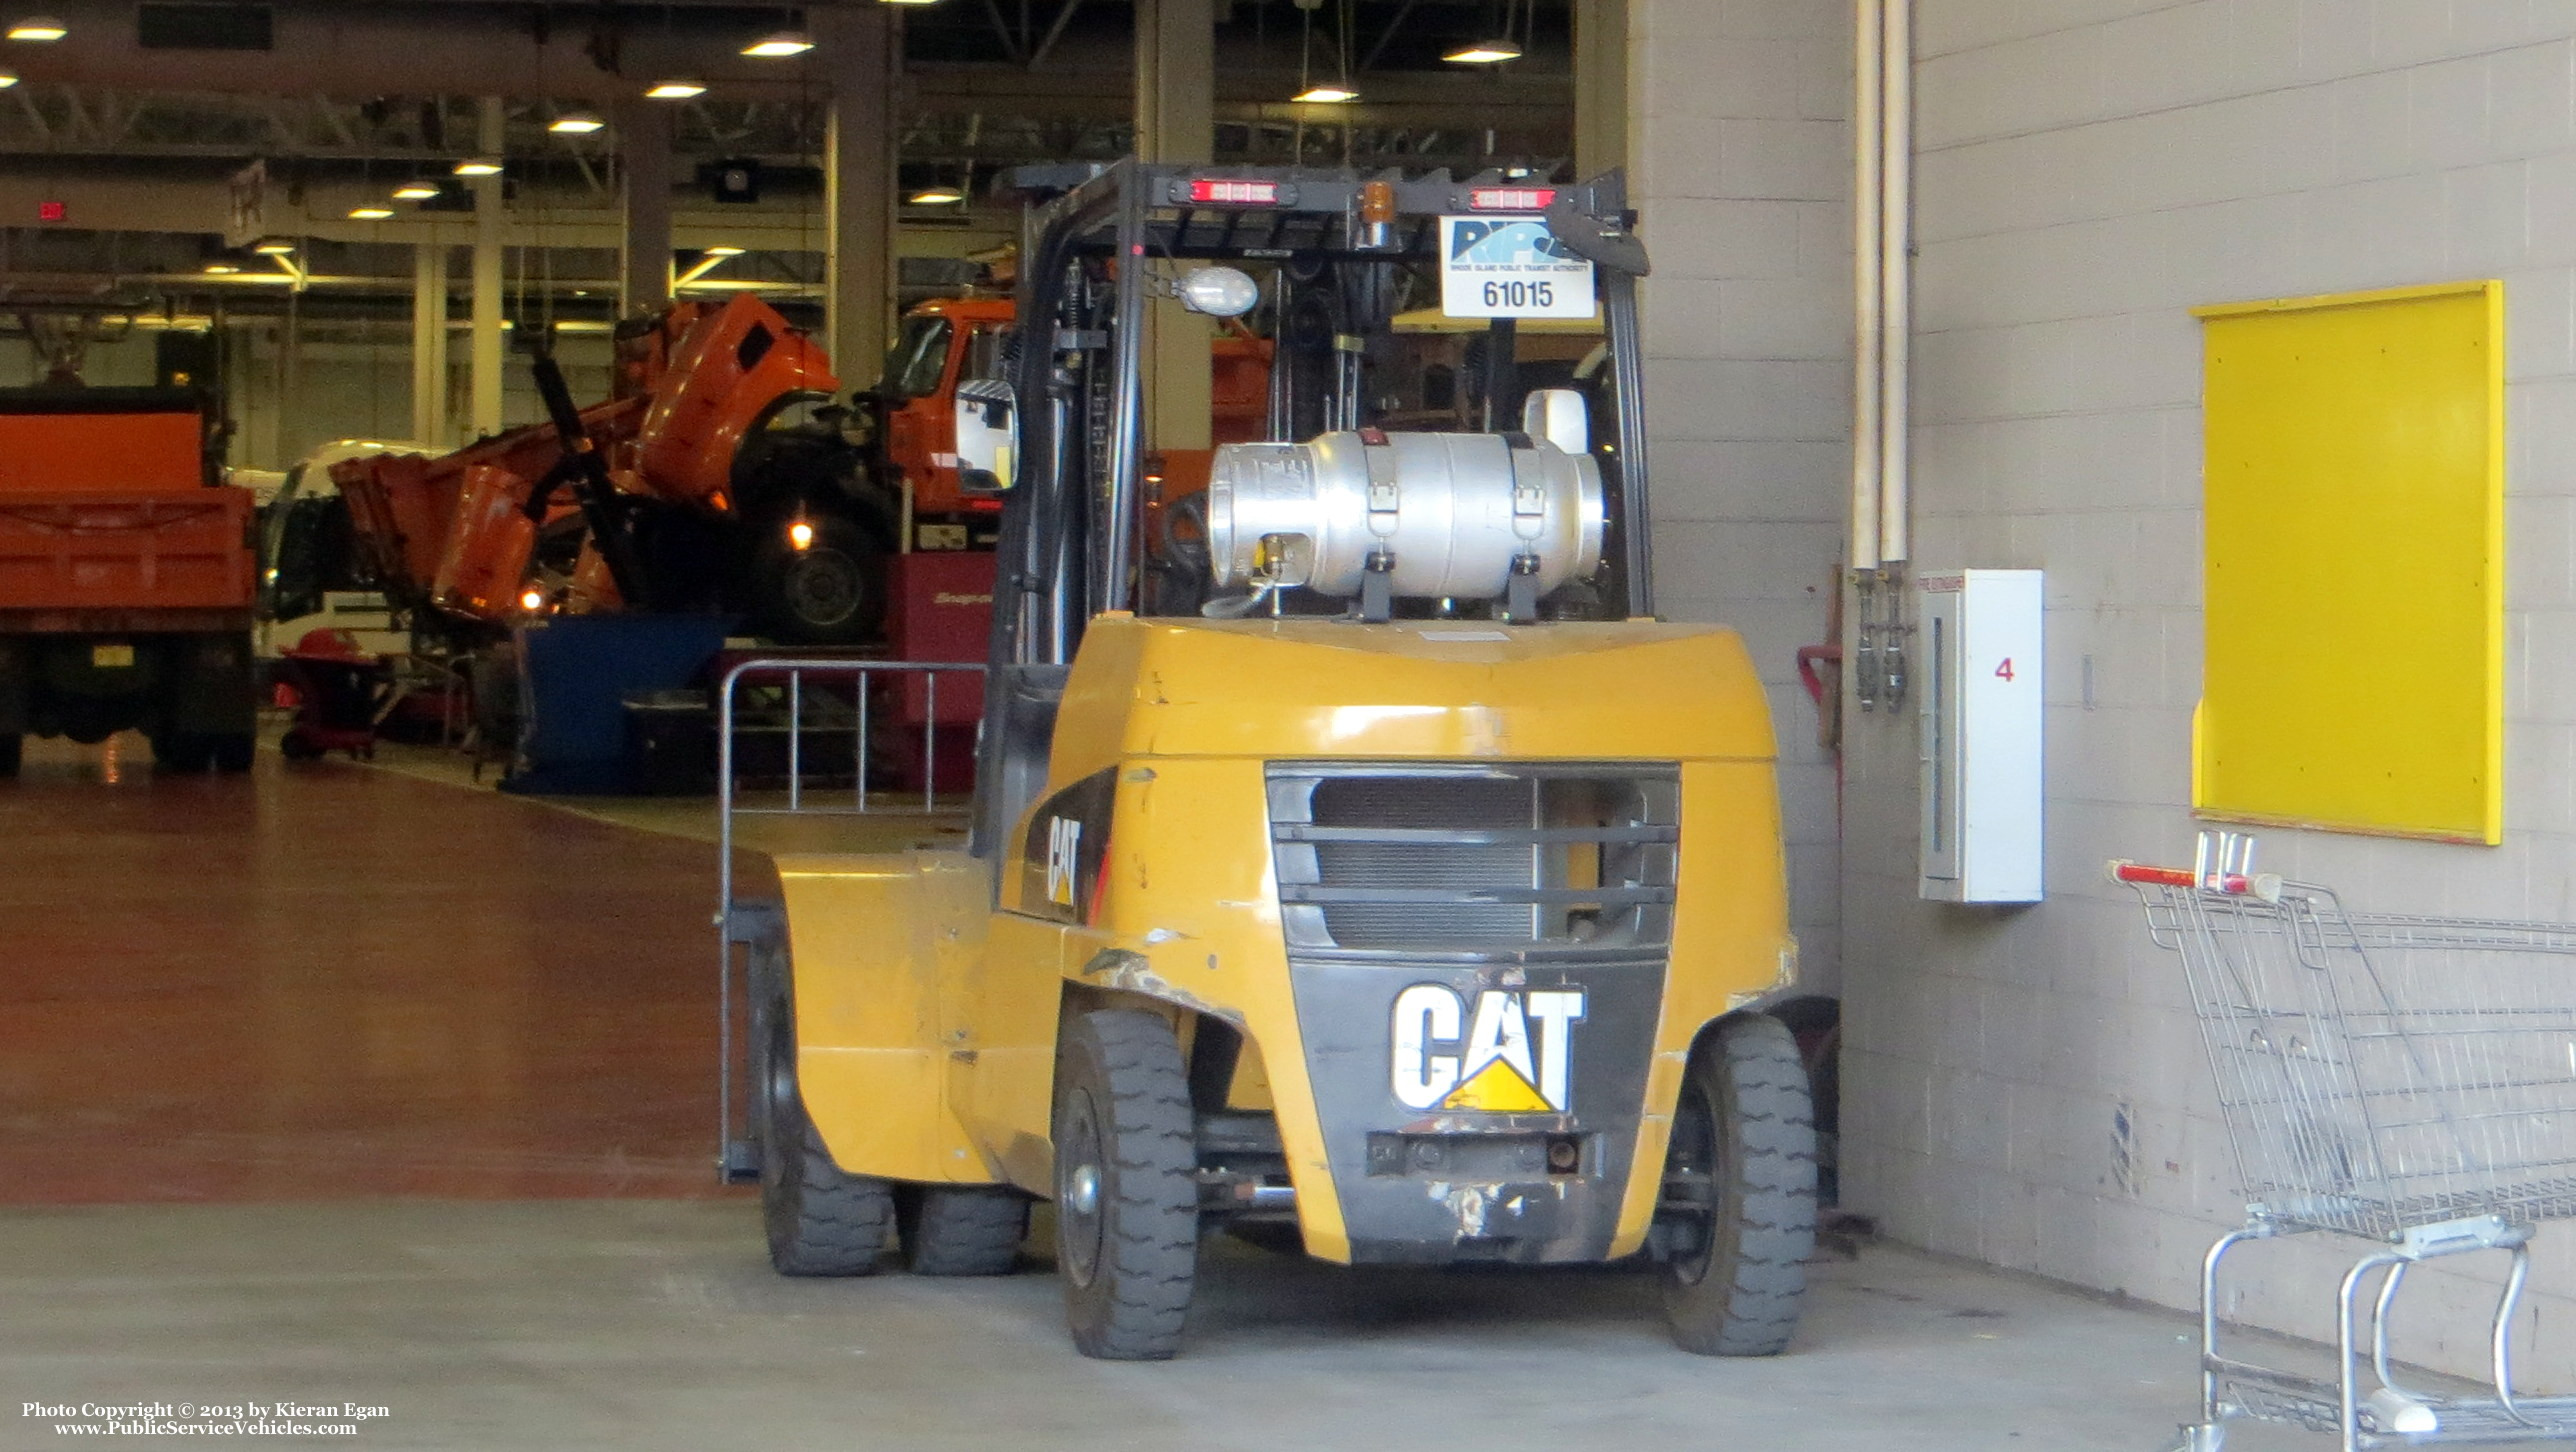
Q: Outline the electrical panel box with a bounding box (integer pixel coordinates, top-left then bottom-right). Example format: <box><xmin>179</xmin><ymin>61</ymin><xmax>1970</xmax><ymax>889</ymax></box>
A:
<box><xmin>1918</xmin><ymin>569</ymin><xmax>2044</xmax><ymax>903</ymax></box>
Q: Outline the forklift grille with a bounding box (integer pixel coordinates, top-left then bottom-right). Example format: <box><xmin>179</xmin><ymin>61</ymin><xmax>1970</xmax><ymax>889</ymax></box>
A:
<box><xmin>1265</xmin><ymin>764</ymin><xmax>1679</xmax><ymax>957</ymax></box>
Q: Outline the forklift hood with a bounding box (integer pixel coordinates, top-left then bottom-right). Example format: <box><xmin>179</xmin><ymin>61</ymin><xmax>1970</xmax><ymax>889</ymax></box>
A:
<box><xmin>1051</xmin><ymin>616</ymin><xmax>1779</xmax><ymax>768</ymax></box>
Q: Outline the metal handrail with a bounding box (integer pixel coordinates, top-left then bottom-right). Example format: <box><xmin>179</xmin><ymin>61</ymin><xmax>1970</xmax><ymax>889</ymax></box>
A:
<box><xmin>713</xmin><ymin>656</ymin><xmax>985</xmax><ymax>1181</ymax></box>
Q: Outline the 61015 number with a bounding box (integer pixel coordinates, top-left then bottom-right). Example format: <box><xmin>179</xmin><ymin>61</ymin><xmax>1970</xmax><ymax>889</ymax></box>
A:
<box><xmin>1481</xmin><ymin>280</ymin><xmax>1555</xmax><ymax>310</ymax></box>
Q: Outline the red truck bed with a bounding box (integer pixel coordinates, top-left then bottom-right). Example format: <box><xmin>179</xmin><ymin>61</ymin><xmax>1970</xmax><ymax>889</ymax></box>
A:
<box><xmin>0</xmin><ymin>489</ymin><xmax>255</xmax><ymax>622</ymax></box>
<box><xmin>0</xmin><ymin>389</ymin><xmax>251</xmax><ymax>630</ymax></box>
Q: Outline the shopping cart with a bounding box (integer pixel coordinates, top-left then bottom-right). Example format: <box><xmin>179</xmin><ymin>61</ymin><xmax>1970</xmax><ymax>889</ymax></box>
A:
<box><xmin>2112</xmin><ymin>831</ymin><xmax>2576</xmax><ymax>1450</ymax></box>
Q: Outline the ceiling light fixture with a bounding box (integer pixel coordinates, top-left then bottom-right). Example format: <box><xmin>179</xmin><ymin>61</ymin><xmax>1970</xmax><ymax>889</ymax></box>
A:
<box><xmin>392</xmin><ymin>182</ymin><xmax>440</xmax><ymax>201</ymax></box>
<box><xmin>909</xmin><ymin>186</ymin><xmax>965</xmax><ymax>205</ymax></box>
<box><xmin>701</xmin><ymin>245</ymin><xmax>745</xmax><ymax>257</ymax></box>
<box><xmin>348</xmin><ymin>207</ymin><xmax>394</xmax><ymax>220</ymax></box>
<box><xmin>644</xmin><ymin>80</ymin><xmax>706</xmax><ymax>99</ymax></box>
<box><xmin>549</xmin><ymin>110</ymin><xmax>605</xmax><ymax>135</ymax></box>
<box><xmin>1293</xmin><ymin>84</ymin><xmax>1358</xmax><ymax>103</ymax></box>
<box><xmin>1442</xmin><ymin>38</ymin><xmax>1521</xmax><ymax>63</ymax></box>
<box><xmin>742</xmin><ymin>29</ymin><xmax>813</xmax><ymax>57</ymax></box>
<box><xmin>452</xmin><ymin>158</ymin><xmax>503</xmax><ymax>176</ymax></box>
<box><xmin>202</xmin><ymin>262</ymin><xmax>240</xmax><ymax>275</ymax></box>
<box><xmin>0</xmin><ymin>69</ymin><xmax>17</xmax><ymax>87</ymax></box>
<box><xmin>5</xmin><ymin>16</ymin><xmax>65</xmax><ymax>41</ymax></box>
<box><xmin>250</xmin><ymin>237</ymin><xmax>297</xmax><ymax>256</ymax></box>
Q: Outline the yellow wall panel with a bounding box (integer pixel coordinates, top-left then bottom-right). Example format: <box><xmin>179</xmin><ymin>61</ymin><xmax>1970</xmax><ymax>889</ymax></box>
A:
<box><xmin>2192</xmin><ymin>280</ymin><xmax>2504</xmax><ymax>844</ymax></box>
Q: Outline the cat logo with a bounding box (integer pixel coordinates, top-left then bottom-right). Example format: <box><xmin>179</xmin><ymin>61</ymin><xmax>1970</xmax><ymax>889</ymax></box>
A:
<box><xmin>1044</xmin><ymin>817</ymin><xmax>1082</xmax><ymax>907</ymax></box>
<box><xmin>1390</xmin><ymin>984</ymin><xmax>1586</xmax><ymax>1114</ymax></box>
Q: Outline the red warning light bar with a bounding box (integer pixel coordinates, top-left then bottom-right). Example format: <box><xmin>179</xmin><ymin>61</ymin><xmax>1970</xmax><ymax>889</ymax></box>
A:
<box><xmin>1188</xmin><ymin>179</ymin><xmax>1280</xmax><ymax>205</ymax></box>
<box><xmin>1468</xmin><ymin>186</ymin><xmax>1556</xmax><ymax>212</ymax></box>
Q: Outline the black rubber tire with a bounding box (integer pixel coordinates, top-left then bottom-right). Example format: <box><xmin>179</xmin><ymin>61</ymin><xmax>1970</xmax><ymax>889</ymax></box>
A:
<box><xmin>0</xmin><ymin>733</ymin><xmax>19</xmax><ymax>777</ymax></box>
<box><xmin>1661</xmin><ymin>1013</ymin><xmax>1818</xmax><ymax>1357</ymax></box>
<box><xmin>904</xmin><ymin>1185</ymin><xmax>1032</xmax><ymax>1276</ymax></box>
<box><xmin>210</xmin><ymin>733</ymin><xmax>256</xmax><ymax>773</ymax></box>
<box><xmin>753</xmin><ymin>508</ymin><xmax>887</xmax><ymax>646</ymax></box>
<box><xmin>278</xmin><ymin>729</ymin><xmax>324</xmax><ymax>762</ymax></box>
<box><xmin>759</xmin><ymin>988</ymin><xmax>896</xmax><ymax>1277</ymax></box>
<box><xmin>1052</xmin><ymin>1009</ymin><xmax>1199</xmax><ymax>1360</ymax></box>
<box><xmin>152</xmin><ymin>733</ymin><xmax>214</xmax><ymax>772</ymax></box>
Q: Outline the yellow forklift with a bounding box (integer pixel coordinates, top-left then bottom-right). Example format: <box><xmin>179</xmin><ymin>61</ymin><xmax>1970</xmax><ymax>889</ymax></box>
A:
<box><xmin>740</xmin><ymin>162</ymin><xmax>1816</xmax><ymax>1359</ymax></box>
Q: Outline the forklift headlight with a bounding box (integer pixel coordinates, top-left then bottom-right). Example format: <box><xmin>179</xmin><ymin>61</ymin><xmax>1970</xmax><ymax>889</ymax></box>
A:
<box><xmin>519</xmin><ymin>588</ymin><xmax>546</xmax><ymax>612</ymax></box>
<box><xmin>1177</xmin><ymin>266</ymin><xmax>1260</xmax><ymax>318</ymax></box>
<box><xmin>788</xmin><ymin>519</ymin><xmax>816</xmax><ymax>552</ymax></box>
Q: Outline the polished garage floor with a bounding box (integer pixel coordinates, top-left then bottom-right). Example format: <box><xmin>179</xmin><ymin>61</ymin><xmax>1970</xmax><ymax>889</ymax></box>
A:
<box><xmin>0</xmin><ymin>735</ymin><xmax>722</xmax><ymax>1202</ymax></box>
<box><xmin>0</xmin><ymin>736</ymin><xmax>2316</xmax><ymax>1451</ymax></box>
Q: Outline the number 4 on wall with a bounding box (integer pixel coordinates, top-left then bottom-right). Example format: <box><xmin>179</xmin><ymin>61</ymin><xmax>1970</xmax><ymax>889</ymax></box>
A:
<box><xmin>1994</xmin><ymin>658</ymin><xmax>2016</xmax><ymax>683</ymax></box>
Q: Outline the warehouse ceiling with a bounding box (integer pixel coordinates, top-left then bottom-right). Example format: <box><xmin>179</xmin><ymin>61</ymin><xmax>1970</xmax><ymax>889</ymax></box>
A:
<box><xmin>0</xmin><ymin>0</ymin><xmax>1577</xmax><ymax>331</ymax></box>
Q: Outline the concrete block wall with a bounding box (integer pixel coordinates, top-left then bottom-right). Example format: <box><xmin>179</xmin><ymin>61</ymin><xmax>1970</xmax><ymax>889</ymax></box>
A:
<box><xmin>1629</xmin><ymin>0</ymin><xmax>1853</xmax><ymax>989</ymax></box>
<box><xmin>1836</xmin><ymin>0</ymin><xmax>2576</xmax><ymax>1379</ymax></box>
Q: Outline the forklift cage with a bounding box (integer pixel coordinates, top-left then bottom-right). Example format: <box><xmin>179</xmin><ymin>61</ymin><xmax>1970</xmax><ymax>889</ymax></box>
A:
<box><xmin>1001</xmin><ymin>161</ymin><xmax>1661</xmax><ymax>631</ymax></box>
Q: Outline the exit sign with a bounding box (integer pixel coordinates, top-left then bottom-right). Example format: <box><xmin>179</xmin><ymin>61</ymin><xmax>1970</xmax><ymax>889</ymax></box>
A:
<box><xmin>37</xmin><ymin>201</ymin><xmax>65</xmax><ymax>222</ymax></box>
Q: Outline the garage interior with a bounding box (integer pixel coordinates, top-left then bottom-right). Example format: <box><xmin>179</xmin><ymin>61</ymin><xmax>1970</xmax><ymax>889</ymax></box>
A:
<box><xmin>9</xmin><ymin>2</ymin><xmax>2576</xmax><ymax>1449</ymax></box>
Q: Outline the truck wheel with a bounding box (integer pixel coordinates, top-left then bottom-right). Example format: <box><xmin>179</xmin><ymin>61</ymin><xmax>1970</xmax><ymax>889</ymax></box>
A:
<box><xmin>1661</xmin><ymin>1013</ymin><xmax>1817</xmax><ymax>1357</ymax></box>
<box><xmin>904</xmin><ymin>1186</ymin><xmax>1031</xmax><ymax>1276</ymax></box>
<box><xmin>0</xmin><ymin>734</ymin><xmax>18</xmax><ymax>777</ymax></box>
<box><xmin>759</xmin><ymin>994</ymin><xmax>896</xmax><ymax>1276</ymax></box>
<box><xmin>152</xmin><ymin>733</ymin><xmax>213</xmax><ymax>772</ymax></box>
<box><xmin>211</xmin><ymin>734</ymin><xmax>255</xmax><ymax>773</ymax></box>
<box><xmin>1053</xmin><ymin>1009</ymin><xmax>1198</xmax><ymax>1360</ymax></box>
<box><xmin>755</xmin><ymin>511</ymin><xmax>886</xmax><ymax>646</ymax></box>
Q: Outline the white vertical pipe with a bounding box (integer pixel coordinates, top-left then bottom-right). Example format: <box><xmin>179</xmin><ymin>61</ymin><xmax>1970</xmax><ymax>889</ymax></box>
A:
<box><xmin>411</xmin><ymin>240</ymin><xmax>449</xmax><ymax>446</ymax></box>
<box><xmin>1850</xmin><ymin>0</ymin><xmax>1884</xmax><ymax>574</ymax></box>
<box><xmin>1877</xmin><ymin>0</ymin><xmax>1912</xmax><ymax>566</ymax></box>
<box><xmin>469</xmin><ymin>96</ymin><xmax>505</xmax><ymax>439</ymax></box>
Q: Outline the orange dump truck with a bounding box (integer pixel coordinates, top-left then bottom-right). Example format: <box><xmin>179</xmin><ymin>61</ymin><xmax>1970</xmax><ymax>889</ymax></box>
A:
<box><xmin>0</xmin><ymin>388</ymin><xmax>257</xmax><ymax>774</ymax></box>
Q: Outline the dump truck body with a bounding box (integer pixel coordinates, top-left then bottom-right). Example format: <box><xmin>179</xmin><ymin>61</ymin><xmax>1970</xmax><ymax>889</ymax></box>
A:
<box><xmin>0</xmin><ymin>388</ymin><xmax>257</xmax><ymax>772</ymax></box>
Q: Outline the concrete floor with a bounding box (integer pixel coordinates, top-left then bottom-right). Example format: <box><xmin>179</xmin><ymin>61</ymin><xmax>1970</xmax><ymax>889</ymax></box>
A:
<box><xmin>1</xmin><ymin>730</ymin><xmax>2331</xmax><ymax>1450</ymax></box>
<box><xmin>0</xmin><ymin>1200</ymin><xmax>2324</xmax><ymax>1452</ymax></box>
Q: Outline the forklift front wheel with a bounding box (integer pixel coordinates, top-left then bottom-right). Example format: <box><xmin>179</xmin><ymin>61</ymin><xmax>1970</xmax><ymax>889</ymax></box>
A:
<box><xmin>759</xmin><ymin>997</ymin><xmax>896</xmax><ymax>1277</ymax></box>
<box><xmin>1659</xmin><ymin>1013</ymin><xmax>1818</xmax><ymax>1356</ymax></box>
<box><xmin>1052</xmin><ymin>1010</ymin><xmax>1199</xmax><ymax>1360</ymax></box>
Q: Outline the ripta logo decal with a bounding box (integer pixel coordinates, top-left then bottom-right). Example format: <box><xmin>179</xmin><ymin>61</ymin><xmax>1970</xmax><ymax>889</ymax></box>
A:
<box><xmin>1390</xmin><ymin>984</ymin><xmax>1586</xmax><ymax>1114</ymax></box>
<box><xmin>1044</xmin><ymin>816</ymin><xmax>1082</xmax><ymax>907</ymax></box>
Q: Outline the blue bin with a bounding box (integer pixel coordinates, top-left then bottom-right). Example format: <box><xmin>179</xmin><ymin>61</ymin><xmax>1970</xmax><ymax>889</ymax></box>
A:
<box><xmin>501</xmin><ymin>613</ymin><xmax>730</xmax><ymax>795</ymax></box>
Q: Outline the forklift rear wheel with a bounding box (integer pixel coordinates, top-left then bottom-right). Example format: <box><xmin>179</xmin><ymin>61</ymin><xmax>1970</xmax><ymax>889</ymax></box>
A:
<box><xmin>759</xmin><ymin>997</ymin><xmax>896</xmax><ymax>1276</ymax></box>
<box><xmin>1053</xmin><ymin>1009</ymin><xmax>1199</xmax><ymax>1360</ymax></box>
<box><xmin>279</xmin><ymin>729</ymin><xmax>324</xmax><ymax>762</ymax></box>
<box><xmin>211</xmin><ymin>734</ymin><xmax>255</xmax><ymax>773</ymax></box>
<box><xmin>0</xmin><ymin>733</ymin><xmax>18</xmax><ymax>777</ymax></box>
<box><xmin>1660</xmin><ymin>1013</ymin><xmax>1818</xmax><ymax>1357</ymax></box>
<box><xmin>903</xmin><ymin>1186</ymin><xmax>1031</xmax><ymax>1276</ymax></box>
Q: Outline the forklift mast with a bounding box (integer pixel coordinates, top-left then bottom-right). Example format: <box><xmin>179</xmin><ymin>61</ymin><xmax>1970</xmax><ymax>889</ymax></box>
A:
<box><xmin>971</xmin><ymin>162</ymin><xmax>1658</xmax><ymax>860</ymax></box>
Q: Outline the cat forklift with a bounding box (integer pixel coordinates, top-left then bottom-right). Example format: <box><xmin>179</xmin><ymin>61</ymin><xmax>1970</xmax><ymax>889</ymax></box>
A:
<box><xmin>741</xmin><ymin>161</ymin><xmax>1817</xmax><ymax>1360</ymax></box>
